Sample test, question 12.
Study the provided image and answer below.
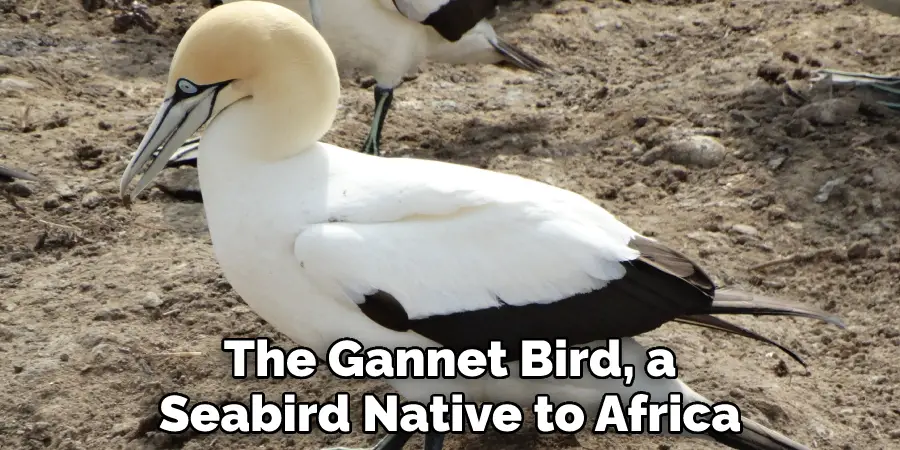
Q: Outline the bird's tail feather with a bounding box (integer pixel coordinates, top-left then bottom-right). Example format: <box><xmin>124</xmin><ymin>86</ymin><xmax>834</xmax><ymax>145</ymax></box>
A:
<box><xmin>710</xmin><ymin>289</ymin><xmax>845</xmax><ymax>329</ymax></box>
<box><xmin>490</xmin><ymin>37</ymin><xmax>553</xmax><ymax>74</ymax></box>
<box><xmin>708</xmin><ymin>416</ymin><xmax>810</xmax><ymax>450</ymax></box>
<box><xmin>0</xmin><ymin>165</ymin><xmax>38</xmax><ymax>181</ymax></box>
<box><xmin>674</xmin><ymin>314</ymin><xmax>808</xmax><ymax>367</ymax></box>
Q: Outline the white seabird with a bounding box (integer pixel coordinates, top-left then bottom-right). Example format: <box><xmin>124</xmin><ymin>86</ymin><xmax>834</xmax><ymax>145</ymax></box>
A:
<box><xmin>173</xmin><ymin>0</ymin><xmax>551</xmax><ymax>158</ymax></box>
<box><xmin>120</xmin><ymin>2</ymin><xmax>843</xmax><ymax>449</ymax></box>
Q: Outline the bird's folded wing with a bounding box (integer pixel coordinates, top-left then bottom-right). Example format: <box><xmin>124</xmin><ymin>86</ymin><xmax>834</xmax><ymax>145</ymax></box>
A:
<box><xmin>384</xmin><ymin>0</ymin><xmax>499</xmax><ymax>41</ymax></box>
<box><xmin>292</xmin><ymin>163</ymin><xmax>721</xmax><ymax>357</ymax></box>
<box><xmin>295</xmin><ymin>198</ymin><xmax>638</xmax><ymax>320</ymax></box>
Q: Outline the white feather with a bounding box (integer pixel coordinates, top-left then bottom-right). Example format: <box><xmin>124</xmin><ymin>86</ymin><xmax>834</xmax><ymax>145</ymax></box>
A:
<box><xmin>293</xmin><ymin>155</ymin><xmax>638</xmax><ymax>319</ymax></box>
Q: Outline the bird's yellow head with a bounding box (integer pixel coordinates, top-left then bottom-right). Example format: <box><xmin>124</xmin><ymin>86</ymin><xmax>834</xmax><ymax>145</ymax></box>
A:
<box><xmin>120</xmin><ymin>0</ymin><xmax>339</xmax><ymax>202</ymax></box>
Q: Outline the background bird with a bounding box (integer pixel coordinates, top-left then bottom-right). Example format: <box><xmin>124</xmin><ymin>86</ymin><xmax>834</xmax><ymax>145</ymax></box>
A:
<box><xmin>812</xmin><ymin>0</ymin><xmax>900</xmax><ymax>109</ymax></box>
<box><xmin>170</xmin><ymin>0</ymin><xmax>551</xmax><ymax>160</ymax></box>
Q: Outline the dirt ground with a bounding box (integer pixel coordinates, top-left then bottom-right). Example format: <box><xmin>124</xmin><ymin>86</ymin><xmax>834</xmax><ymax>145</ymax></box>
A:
<box><xmin>2</xmin><ymin>0</ymin><xmax>899</xmax><ymax>449</ymax></box>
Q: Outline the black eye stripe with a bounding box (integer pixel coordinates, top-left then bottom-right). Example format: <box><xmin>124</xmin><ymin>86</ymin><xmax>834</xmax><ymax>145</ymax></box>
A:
<box><xmin>170</xmin><ymin>78</ymin><xmax>234</xmax><ymax>102</ymax></box>
<box><xmin>176</xmin><ymin>78</ymin><xmax>199</xmax><ymax>96</ymax></box>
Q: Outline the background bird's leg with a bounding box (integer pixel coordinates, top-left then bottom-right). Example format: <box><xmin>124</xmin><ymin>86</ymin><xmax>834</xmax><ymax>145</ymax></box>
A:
<box><xmin>361</xmin><ymin>86</ymin><xmax>394</xmax><ymax>156</ymax></box>
<box><xmin>323</xmin><ymin>432</ymin><xmax>413</xmax><ymax>450</ymax></box>
<box><xmin>422</xmin><ymin>433</ymin><xmax>445</xmax><ymax>450</ymax></box>
<box><xmin>308</xmin><ymin>0</ymin><xmax>323</xmax><ymax>31</ymax></box>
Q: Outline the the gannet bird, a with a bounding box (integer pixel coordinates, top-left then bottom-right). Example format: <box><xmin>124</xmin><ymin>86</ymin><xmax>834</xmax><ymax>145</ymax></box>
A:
<box><xmin>121</xmin><ymin>3</ymin><xmax>842</xmax><ymax>449</ymax></box>
<box><xmin>172</xmin><ymin>0</ymin><xmax>550</xmax><ymax>158</ymax></box>
<box><xmin>0</xmin><ymin>164</ymin><xmax>38</xmax><ymax>183</ymax></box>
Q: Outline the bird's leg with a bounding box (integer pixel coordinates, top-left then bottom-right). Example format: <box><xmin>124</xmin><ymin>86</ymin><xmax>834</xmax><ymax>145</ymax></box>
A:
<box><xmin>422</xmin><ymin>433</ymin><xmax>445</xmax><ymax>450</ymax></box>
<box><xmin>360</xmin><ymin>86</ymin><xmax>394</xmax><ymax>156</ymax></box>
<box><xmin>322</xmin><ymin>431</ymin><xmax>413</xmax><ymax>450</ymax></box>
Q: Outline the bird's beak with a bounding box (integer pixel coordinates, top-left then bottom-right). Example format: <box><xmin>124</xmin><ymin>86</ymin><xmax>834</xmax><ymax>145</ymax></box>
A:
<box><xmin>309</xmin><ymin>0</ymin><xmax>323</xmax><ymax>31</ymax></box>
<box><xmin>119</xmin><ymin>85</ymin><xmax>221</xmax><ymax>204</ymax></box>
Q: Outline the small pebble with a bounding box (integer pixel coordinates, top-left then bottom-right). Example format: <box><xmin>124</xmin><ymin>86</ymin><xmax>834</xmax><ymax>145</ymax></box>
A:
<box><xmin>43</xmin><ymin>194</ymin><xmax>60</xmax><ymax>210</ymax></box>
<box><xmin>56</xmin><ymin>183</ymin><xmax>76</xmax><ymax>199</ymax></box>
<box><xmin>814</xmin><ymin>177</ymin><xmax>846</xmax><ymax>203</ymax></box>
<box><xmin>81</xmin><ymin>191</ymin><xmax>103</xmax><ymax>209</ymax></box>
<box><xmin>847</xmin><ymin>240</ymin><xmax>870</xmax><ymax>260</ymax></box>
<box><xmin>0</xmin><ymin>77</ymin><xmax>36</xmax><ymax>91</ymax></box>
<box><xmin>140</xmin><ymin>291</ymin><xmax>163</xmax><ymax>309</ymax></box>
<box><xmin>731</xmin><ymin>224</ymin><xmax>759</xmax><ymax>237</ymax></box>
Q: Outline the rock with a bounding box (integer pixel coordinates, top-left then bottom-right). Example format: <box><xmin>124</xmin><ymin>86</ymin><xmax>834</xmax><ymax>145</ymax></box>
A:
<box><xmin>139</xmin><ymin>291</ymin><xmax>163</xmax><ymax>309</ymax></box>
<box><xmin>730</xmin><ymin>224</ymin><xmax>759</xmax><ymax>236</ymax></box>
<box><xmin>43</xmin><ymin>194</ymin><xmax>60</xmax><ymax>210</ymax></box>
<box><xmin>73</xmin><ymin>144</ymin><xmax>102</xmax><ymax>160</ymax></box>
<box><xmin>0</xmin><ymin>76</ymin><xmax>36</xmax><ymax>91</ymax></box>
<box><xmin>666</xmin><ymin>135</ymin><xmax>726</xmax><ymax>168</ymax></box>
<box><xmin>756</xmin><ymin>62</ymin><xmax>786</xmax><ymax>83</ymax></box>
<box><xmin>93</xmin><ymin>307</ymin><xmax>127</xmax><ymax>321</ymax></box>
<box><xmin>767</xmin><ymin>155</ymin><xmax>787</xmax><ymax>171</ymax></box>
<box><xmin>642</xmin><ymin>135</ymin><xmax>726</xmax><ymax>168</ymax></box>
<box><xmin>6</xmin><ymin>181</ymin><xmax>33</xmax><ymax>197</ymax></box>
<box><xmin>81</xmin><ymin>191</ymin><xmax>103</xmax><ymax>209</ymax></box>
<box><xmin>814</xmin><ymin>177</ymin><xmax>846</xmax><ymax>203</ymax></box>
<box><xmin>795</xmin><ymin>98</ymin><xmax>860</xmax><ymax>126</ymax></box>
<box><xmin>55</xmin><ymin>183</ymin><xmax>76</xmax><ymax>200</ymax></box>
<box><xmin>847</xmin><ymin>240</ymin><xmax>870</xmax><ymax>260</ymax></box>
<box><xmin>888</xmin><ymin>428</ymin><xmax>900</xmax><ymax>439</ymax></box>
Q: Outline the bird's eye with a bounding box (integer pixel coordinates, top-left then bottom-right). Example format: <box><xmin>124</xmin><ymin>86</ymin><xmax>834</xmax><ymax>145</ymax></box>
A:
<box><xmin>177</xmin><ymin>79</ymin><xmax>199</xmax><ymax>95</ymax></box>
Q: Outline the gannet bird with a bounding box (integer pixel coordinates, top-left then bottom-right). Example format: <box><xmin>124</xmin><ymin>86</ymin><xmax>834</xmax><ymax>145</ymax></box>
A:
<box><xmin>0</xmin><ymin>164</ymin><xmax>38</xmax><ymax>183</ymax></box>
<box><xmin>120</xmin><ymin>3</ymin><xmax>842</xmax><ymax>449</ymax></box>
<box><xmin>172</xmin><ymin>0</ymin><xmax>551</xmax><ymax>158</ymax></box>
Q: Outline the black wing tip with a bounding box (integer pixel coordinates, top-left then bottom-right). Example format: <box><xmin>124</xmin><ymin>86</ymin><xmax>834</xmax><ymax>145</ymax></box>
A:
<box><xmin>713</xmin><ymin>288</ymin><xmax>848</xmax><ymax>330</ymax></box>
<box><xmin>676</xmin><ymin>315</ymin><xmax>810</xmax><ymax>368</ymax></box>
<box><xmin>491</xmin><ymin>37</ymin><xmax>554</xmax><ymax>75</ymax></box>
<box><xmin>0</xmin><ymin>165</ymin><xmax>39</xmax><ymax>182</ymax></box>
